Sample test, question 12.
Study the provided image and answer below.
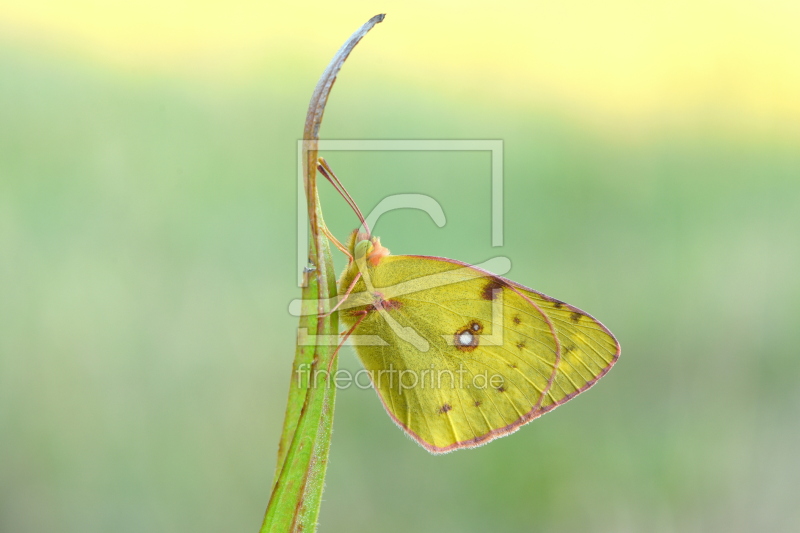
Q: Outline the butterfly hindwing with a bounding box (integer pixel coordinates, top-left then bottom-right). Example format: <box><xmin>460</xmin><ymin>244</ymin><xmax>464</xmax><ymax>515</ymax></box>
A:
<box><xmin>340</xmin><ymin>254</ymin><xmax>620</xmax><ymax>453</ymax></box>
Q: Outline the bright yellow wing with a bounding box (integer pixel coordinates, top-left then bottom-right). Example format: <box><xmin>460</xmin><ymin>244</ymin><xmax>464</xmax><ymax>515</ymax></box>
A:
<box><xmin>339</xmin><ymin>252</ymin><xmax>620</xmax><ymax>453</ymax></box>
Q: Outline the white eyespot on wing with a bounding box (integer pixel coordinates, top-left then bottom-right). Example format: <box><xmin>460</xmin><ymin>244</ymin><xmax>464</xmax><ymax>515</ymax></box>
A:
<box><xmin>458</xmin><ymin>331</ymin><xmax>474</xmax><ymax>346</ymax></box>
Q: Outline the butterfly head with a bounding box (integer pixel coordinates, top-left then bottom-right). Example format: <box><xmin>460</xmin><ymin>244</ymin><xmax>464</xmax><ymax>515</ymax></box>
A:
<box><xmin>347</xmin><ymin>229</ymin><xmax>390</xmax><ymax>267</ymax></box>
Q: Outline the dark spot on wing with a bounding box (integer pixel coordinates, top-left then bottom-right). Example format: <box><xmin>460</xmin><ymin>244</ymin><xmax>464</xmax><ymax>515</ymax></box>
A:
<box><xmin>438</xmin><ymin>403</ymin><xmax>452</xmax><ymax>414</ymax></box>
<box><xmin>516</xmin><ymin>342</ymin><xmax>526</xmax><ymax>350</ymax></box>
<box><xmin>474</xmin><ymin>400</ymin><xmax>482</xmax><ymax>407</ymax></box>
<box><xmin>570</xmin><ymin>311</ymin><xmax>583</xmax><ymax>323</ymax></box>
<box><xmin>508</xmin><ymin>363</ymin><xmax>517</xmax><ymax>369</ymax></box>
<box><xmin>497</xmin><ymin>386</ymin><xmax>506</xmax><ymax>393</ymax></box>
<box><xmin>380</xmin><ymin>299</ymin><xmax>402</xmax><ymax>311</ymax></box>
<box><xmin>564</xmin><ymin>344</ymin><xmax>576</xmax><ymax>353</ymax></box>
<box><xmin>553</xmin><ymin>299</ymin><xmax>564</xmax><ymax>309</ymax></box>
<box><xmin>481</xmin><ymin>278</ymin><xmax>505</xmax><ymax>300</ymax></box>
<box><xmin>513</xmin><ymin>315</ymin><xmax>521</xmax><ymax>325</ymax></box>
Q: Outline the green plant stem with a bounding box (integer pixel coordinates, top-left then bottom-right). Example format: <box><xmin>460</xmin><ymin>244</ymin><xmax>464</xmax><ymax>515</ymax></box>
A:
<box><xmin>260</xmin><ymin>14</ymin><xmax>385</xmax><ymax>533</ymax></box>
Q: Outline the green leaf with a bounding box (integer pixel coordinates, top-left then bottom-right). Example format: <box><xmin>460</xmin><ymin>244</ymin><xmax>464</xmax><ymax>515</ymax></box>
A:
<box><xmin>260</xmin><ymin>14</ymin><xmax>385</xmax><ymax>533</ymax></box>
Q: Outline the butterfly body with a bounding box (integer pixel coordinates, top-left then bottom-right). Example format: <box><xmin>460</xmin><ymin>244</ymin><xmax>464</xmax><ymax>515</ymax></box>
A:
<box><xmin>337</xmin><ymin>231</ymin><xmax>620</xmax><ymax>453</ymax></box>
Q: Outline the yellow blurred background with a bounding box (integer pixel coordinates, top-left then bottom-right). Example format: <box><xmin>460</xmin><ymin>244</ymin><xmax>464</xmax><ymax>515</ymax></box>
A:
<box><xmin>5</xmin><ymin>1</ymin><xmax>800</xmax><ymax>131</ymax></box>
<box><xmin>1</xmin><ymin>2</ymin><xmax>799</xmax><ymax>532</ymax></box>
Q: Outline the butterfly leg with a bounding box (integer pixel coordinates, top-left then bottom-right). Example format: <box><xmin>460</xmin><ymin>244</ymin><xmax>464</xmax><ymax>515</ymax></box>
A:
<box><xmin>320</xmin><ymin>222</ymin><xmax>352</xmax><ymax>261</ymax></box>
<box><xmin>326</xmin><ymin>310</ymin><xmax>369</xmax><ymax>373</ymax></box>
<box><xmin>319</xmin><ymin>272</ymin><xmax>362</xmax><ymax>318</ymax></box>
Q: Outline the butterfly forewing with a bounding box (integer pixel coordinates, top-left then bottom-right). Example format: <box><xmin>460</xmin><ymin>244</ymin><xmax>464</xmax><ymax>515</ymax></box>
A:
<box><xmin>340</xmin><ymin>254</ymin><xmax>620</xmax><ymax>453</ymax></box>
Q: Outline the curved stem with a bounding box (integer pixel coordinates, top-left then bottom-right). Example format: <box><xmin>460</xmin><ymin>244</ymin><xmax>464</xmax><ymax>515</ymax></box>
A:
<box><xmin>260</xmin><ymin>14</ymin><xmax>385</xmax><ymax>533</ymax></box>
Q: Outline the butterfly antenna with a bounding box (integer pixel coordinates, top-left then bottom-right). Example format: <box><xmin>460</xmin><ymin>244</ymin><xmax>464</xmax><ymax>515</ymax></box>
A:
<box><xmin>318</xmin><ymin>157</ymin><xmax>371</xmax><ymax>236</ymax></box>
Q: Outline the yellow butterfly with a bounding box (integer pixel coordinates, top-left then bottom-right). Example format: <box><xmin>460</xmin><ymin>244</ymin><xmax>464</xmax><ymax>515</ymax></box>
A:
<box><xmin>318</xmin><ymin>159</ymin><xmax>620</xmax><ymax>453</ymax></box>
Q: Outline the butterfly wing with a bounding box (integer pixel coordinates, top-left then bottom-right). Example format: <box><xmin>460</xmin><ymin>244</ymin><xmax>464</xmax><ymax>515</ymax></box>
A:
<box><xmin>341</xmin><ymin>254</ymin><xmax>620</xmax><ymax>453</ymax></box>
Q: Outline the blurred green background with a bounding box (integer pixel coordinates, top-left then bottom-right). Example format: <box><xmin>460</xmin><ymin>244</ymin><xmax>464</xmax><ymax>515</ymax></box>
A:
<box><xmin>2</xmin><ymin>2</ymin><xmax>800</xmax><ymax>532</ymax></box>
